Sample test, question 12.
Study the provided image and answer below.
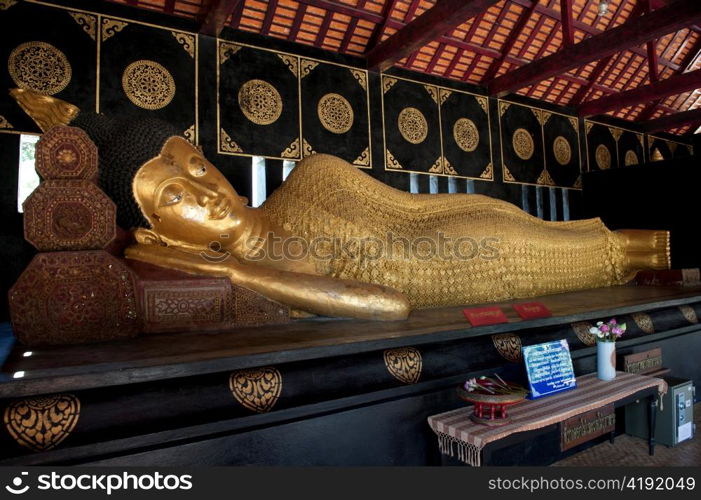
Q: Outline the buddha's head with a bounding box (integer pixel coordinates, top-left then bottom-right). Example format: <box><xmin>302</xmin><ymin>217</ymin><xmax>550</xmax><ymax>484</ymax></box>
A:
<box><xmin>10</xmin><ymin>88</ymin><xmax>251</xmax><ymax>252</ymax></box>
<box><xmin>131</xmin><ymin>136</ymin><xmax>251</xmax><ymax>250</ymax></box>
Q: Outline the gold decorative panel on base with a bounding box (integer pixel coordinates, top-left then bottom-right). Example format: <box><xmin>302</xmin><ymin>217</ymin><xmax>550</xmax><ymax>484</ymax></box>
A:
<box><xmin>384</xmin><ymin>347</ymin><xmax>422</xmax><ymax>384</ymax></box>
<box><xmin>4</xmin><ymin>394</ymin><xmax>80</xmax><ymax>452</ymax></box>
<box><xmin>229</xmin><ymin>367</ymin><xmax>282</xmax><ymax>413</ymax></box>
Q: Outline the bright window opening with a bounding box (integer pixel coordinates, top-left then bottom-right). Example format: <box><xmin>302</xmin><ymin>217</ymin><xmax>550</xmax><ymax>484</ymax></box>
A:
<box><xmin>17</xmin><ymin>134</ymin><xmax>40</xmax><ymax>213</ymax></box>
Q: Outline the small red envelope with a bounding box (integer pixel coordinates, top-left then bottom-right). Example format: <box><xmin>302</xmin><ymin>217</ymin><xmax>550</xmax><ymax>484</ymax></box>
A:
<box><xmin>512</xmin><ymin>301</ymin><xmax>552</xmax><ymax>319</ymax></box>
<box><xmin>463</xmin><ymin>306</ymin><xmax>509</xmax><ymax>326</ymax></box>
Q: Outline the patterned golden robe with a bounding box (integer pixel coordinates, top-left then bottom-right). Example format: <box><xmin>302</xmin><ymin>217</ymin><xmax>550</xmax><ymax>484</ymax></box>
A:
<box><xmin>262</xmin><ymin>154</ymin><xmax>629</xmax><ymax>308</ymax></box>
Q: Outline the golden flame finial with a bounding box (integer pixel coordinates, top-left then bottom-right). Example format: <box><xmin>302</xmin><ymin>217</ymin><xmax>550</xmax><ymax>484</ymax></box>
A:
<box><xmin>9</xmin><ymin>88</ymin><xmax>79</xmax><ymax>132</ymax></box>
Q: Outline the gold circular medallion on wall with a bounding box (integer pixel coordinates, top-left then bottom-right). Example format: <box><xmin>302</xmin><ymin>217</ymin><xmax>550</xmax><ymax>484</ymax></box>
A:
<box><xmin>238</xmin><ymin>79</ymin><xmax>283</xmax><ymax>126</ymax></box>
<box><xmin>397</xmin><ymin>107</ymin><xmax>428</xmax><ymax>144</ymax></box>
<box><xmin>317</xmin><ymin>93</ymin><xmax>354</xmax><ymax>134</ymax></box>
<box><xmin>553</xmin><ymin>136</ymin><xmax>572</xmax><ymax>166</ymax></box>
<box><xmin>624</xmin><ymin>150</ymin><xmax>639</xmax><ymax>166</ymax></box>
<box><xmin>453</xmin><ymin>118</ymin><xmax>479</xmax><ymax>152</ymax></box>
<box><xmin>121</xmin><ymin>60</ymin><xmax>175</xmax><ymax>110</ymax></box>
<box><xmin>8</xmin><ymin>41</ymin><xmax>72</xmax><ymax>95</ymax></box>
<box><xmin>595</xmin><ymin>144</ymin><xmax>611</xmax><ymax>170</ymax></box>
<box><xmin>512</xmin><ymin>128</ymin><xmax>534</xmax><ymax>160</ymax></box>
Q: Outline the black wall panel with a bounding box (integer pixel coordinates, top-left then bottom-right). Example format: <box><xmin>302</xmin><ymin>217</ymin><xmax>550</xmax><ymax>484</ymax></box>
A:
<box><xmin>498</xmin><ymin>100</ymin><xmax>546</xmax><ymax>186</ymax></box>
<box><xmin>99</xmin><ymin>17</ymin><xmax>197</xmax><ymax>139</ymax></box>
<box><xmin>218</xmin><ymin>41</ymin><xmax>300</xmax><ymax>160</ymax></box>
<box><xmin>300</xmin><ymin>59</ymin><xmax>371</xmax><ymax>168</ymax></box>
<box><xmin>382</xmin><ymin>75</ymin><xmax>442</xmax><ymax>175</ymax></box>
<box><xmin>0</xmin><ymin>1</ymin><xmax>97</xmax><ymax>133</ymax></box>
<box><xmin>618</xmin><ymin>130</ymin><xmax>645</xmax><ymax>167</ymax></box>
<box><xmin>543</xmin><ymin>113</ymin><xmax>581</xmax><ymax>188</ymax></box>
<box><xmin>648</xmin><ymin>135</ymin><xmax>693</xmax><ymax>162</ymax></box>
<box><xmin>439</xmin><ymin>89</ymin><xmax>492</xmax><ymax>180</ymax></box>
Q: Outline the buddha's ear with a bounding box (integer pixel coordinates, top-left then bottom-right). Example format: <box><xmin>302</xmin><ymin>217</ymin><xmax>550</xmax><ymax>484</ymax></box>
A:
<box><xmin>134</xmin><ymin>228</ymin><xmax>165</xmax><ymax>246</ymax></box>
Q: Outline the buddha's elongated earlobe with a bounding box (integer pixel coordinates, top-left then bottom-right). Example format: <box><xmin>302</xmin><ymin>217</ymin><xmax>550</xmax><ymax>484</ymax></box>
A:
<box><xmin>134</xmin><ymin>228</ymin><xmax>165</xmax><ymax>246</ymax></box>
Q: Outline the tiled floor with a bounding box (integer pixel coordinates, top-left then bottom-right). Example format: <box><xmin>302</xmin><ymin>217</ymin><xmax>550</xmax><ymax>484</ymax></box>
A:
<box><xmin>552</xmin><ymin>403</ymin><xmax>700</xmax><ymax>466</ymax></box>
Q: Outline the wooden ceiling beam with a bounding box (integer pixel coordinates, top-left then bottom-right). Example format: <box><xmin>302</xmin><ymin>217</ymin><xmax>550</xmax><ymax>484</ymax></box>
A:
<box><xmin>489</xmin><ymin>0</ymin><xmax>701</xmax><ymax>97</ymax></box>
<box><xmin>561</xmin><ymin>0</ymin><xmax>574</xmax><ymax>46</ymax></box>
<box><xmin>643</xmin><ymin>0</ymin><xmax>660</xmax><ymax>83</ymax></box>
<box><xmin>199</xmin><ymin>0</ymin><xmax>243</xmax><ymax>36</ymax></box>
<box><xmin>365</xmin><ymin>0</ymin><xmax>400</xmax><ymax>51</ymax></box>
<box><xmin>261</xmin><ymin>0</ymin><xmax>279</xmax><ymax>36</ymax></box>
<box><xmin>579</xmin><ymin>67</ymin><xmax>701</xmax><ymax>116</ymax></box>
<box><xmin>366</xmin><ymin>0</ymin><xmax>501</xmax><ymax>73</ymax></box>
<box><xmin>509</xmin><ymin>0</ymin><xmax>681</xmax><ymax>70</ymax></box>
<box><xmin>637</xmin><ymin>35</ymin><xmax>701</xmax><ymax>120</ymax></box>
<box><xmin>296</xmin><ymin>0</ymin><xmax>384</xmax><ymax>24</ymax></box>
<box><xmin>565</xmin><ymin>0</ymin><xmax>638</xmax><ymax>105</ymax></box>
<box><xmin>640</xmin><ymin>107</ymin><xmax>701</xmax><ymax>132</ymax></box>
<box><xmin>481</xmin><ymin>1</ymin><xmax>538</xmax><ymax>83</ymax></box>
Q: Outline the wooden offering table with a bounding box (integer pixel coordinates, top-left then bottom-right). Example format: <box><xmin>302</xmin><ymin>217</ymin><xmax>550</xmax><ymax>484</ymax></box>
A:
<box><xmin>428</xmin><ymin>372</ymin><xmax>667</xmax><ymax>466</ymax></box>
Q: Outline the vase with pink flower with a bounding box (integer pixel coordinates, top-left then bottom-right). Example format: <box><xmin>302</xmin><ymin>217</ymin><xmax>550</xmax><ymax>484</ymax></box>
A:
<box><xmin>589</xmin><ymin>318</ymin><xmax>626</xmax><ymax>381</ymax></box>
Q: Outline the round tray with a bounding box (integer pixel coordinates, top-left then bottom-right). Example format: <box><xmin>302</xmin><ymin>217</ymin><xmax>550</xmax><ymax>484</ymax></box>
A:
<box><xmin>456</xmin><ymin>386</ymin><xmax>527</xmax><ymax>406</ymax></box>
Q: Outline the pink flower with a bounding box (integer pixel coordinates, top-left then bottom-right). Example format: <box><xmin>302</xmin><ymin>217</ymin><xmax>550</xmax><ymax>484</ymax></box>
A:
<box><xmin>609</xmin><ymin>318</ymin><xmax>617</xmax><ymax>325</ymax></box>
<box><xmin>600</xmin><ymin>324</ymin><xmax>610</xmax><ymax>333</ymax></box>
<box><xmin>464</xmin><ymin>378</ymin><xmax>478</xmax><ymax>391</ymax></box>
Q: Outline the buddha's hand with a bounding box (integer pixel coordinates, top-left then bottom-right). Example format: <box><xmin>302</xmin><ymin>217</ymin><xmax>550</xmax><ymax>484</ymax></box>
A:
<box><xmin>124</xmin><ymin>243</ymin><xmax>244</xmax><ymax>281</ymax></box>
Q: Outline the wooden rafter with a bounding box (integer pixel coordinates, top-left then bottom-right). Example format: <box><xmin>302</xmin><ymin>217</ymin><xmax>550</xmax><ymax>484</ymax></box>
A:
<box><xmin>640</xmin><ymin>107</ymin><xmax>701</xmax><ymax>132</ymax></box>
<box><xmin>366</xmin><ymin>0</ymin><xmax>501</xmax><ymax>73</ymax></box>
<box><xmin>261</xmin><ymin>0</ymin><xmax>279</xmax><ymax>36</ymax></box>
<box><xmin>365</xmin><ymin>0</ymin><xmax>399</xmax><ymax>51</ymax></box>
<box><xmin>509</xmin><ymin>0</ymin><xmax>682</xmax><ymax>71</ymax></box>
<box><xmin>561</xmin><ymin>0</ymin><xmax>574</xmax><ymax>46</ymax></box>
<box><xmin>199</xmin><ymin>0</ymin><xmax>243</xmax><ymax>36</ymax></box>
<box><xmin>637</xmin><ymin>35</ymin><xmax>701</xmax><ymax>121</ymax></box>
<box><xmin>579</xmin><ymin>67</ymin><xmax>701</xmax><ymax>116</ymax></box>
<box><xmin>644</xmin><ymin>0</ymin><xmax>660</xmax><ymax>83</ymax></box>
<box><xmin>481</xmin><ymin>2</ymin><xmax>538</xmax><ymax>83</ymax></box>
<box><xmin>489</xmin><ymin>0</ymin><xmax>701</xmax><ymax>97</ymax></box>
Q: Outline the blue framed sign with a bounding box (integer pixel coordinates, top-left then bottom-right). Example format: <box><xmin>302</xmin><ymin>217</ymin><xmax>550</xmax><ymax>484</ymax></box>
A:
<box><xmin>522</xmin><ymin>339</ymin><xmax>576</xmax><ymax>399</ymax></box>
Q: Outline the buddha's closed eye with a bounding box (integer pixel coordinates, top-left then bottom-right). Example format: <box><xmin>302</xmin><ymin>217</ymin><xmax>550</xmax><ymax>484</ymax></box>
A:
<box><xmin>188</xmin><ymin>156</ymin><xmax>207</xmax><ymax>177</ymax></box>
<box><xmin>159</xmin><ymin>184</ymin><xmax>184</xmax><ymax>207</ymax></box>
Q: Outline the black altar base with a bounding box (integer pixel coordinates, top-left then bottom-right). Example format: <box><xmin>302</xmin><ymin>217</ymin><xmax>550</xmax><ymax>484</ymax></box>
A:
<box><xmin>1</xmin><ymin>285</ymin><xmax>700</xmax><ymax>465</ymax></box>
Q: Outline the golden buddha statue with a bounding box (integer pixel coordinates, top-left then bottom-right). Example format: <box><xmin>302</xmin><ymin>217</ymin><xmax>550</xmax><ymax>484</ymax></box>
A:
<box><xmin>12</xmin><ymin>89</ymin><xmax>671</xmax><ymax>321</ymax></box>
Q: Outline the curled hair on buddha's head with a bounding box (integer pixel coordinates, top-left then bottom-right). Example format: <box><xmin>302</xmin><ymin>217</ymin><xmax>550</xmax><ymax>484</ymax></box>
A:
<box><xmin>73</xmin><ymin>113</ymin><xmax>180</xmax><ymax>230</ymax></box>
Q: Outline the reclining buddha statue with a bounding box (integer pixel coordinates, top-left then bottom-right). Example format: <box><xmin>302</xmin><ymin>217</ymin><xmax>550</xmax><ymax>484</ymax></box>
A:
<box><xmin>12</xmin><ymin>88</ymin><xmax>671</xmax><ymax>321</ymax></box>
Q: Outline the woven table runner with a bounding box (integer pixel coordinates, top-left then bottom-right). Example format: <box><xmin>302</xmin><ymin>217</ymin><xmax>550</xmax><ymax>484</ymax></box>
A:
<box><xmin>427</xmin><ymin>372</ymin><xmax>667</xmax><ymax>466</ymax></box>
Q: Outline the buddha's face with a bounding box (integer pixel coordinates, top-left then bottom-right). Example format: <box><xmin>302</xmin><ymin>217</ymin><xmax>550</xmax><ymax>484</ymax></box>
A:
<box><xmin>133</xmin><ymin>136</ymin><xmax>250</xmax><ymax>249</ymax></box>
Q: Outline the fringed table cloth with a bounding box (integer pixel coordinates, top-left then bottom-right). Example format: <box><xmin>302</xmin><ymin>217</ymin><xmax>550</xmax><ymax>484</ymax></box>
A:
<box><xmin>428</xmin><ymin>372</ymin><xmax>667</xmax><ymax>466</ymax></box>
